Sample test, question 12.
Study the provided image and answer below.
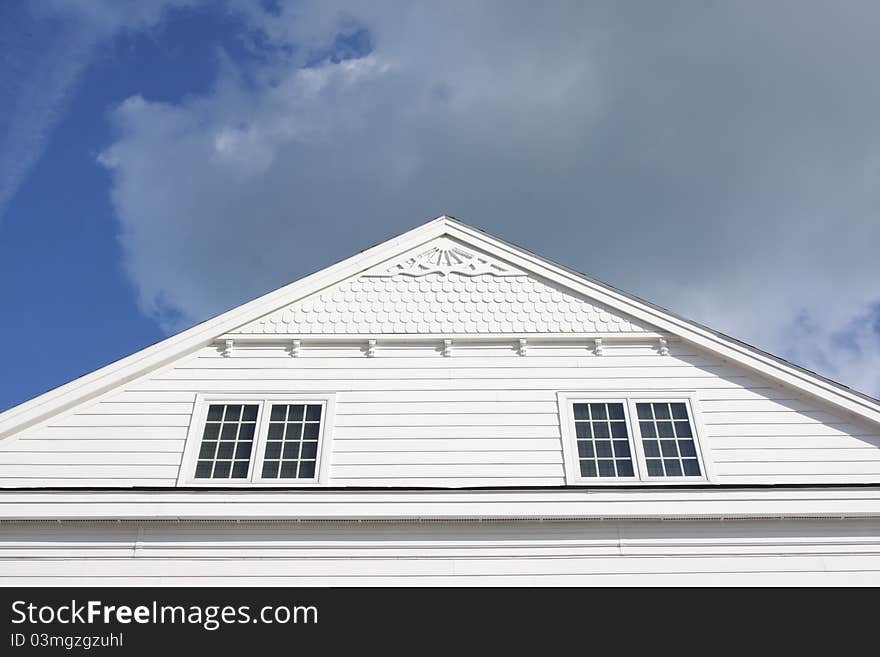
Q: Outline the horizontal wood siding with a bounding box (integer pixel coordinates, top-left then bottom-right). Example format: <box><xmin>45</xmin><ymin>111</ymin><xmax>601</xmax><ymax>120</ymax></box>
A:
<box><xmin>2</xmin><ymin>519</ymin><xmax>880</xmax><ymax>585</ymax></box>
<box><xmin>1</xmin><ymin>341</ymin><xmax>879</xmax><ymax>486</ymax></box>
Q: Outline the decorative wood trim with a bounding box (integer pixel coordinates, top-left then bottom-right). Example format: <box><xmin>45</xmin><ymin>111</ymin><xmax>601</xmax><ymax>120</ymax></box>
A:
<box><xmin>363</xmin><ymin>237</ymin><xmax>525</xmax><ymax>278</ymax></box>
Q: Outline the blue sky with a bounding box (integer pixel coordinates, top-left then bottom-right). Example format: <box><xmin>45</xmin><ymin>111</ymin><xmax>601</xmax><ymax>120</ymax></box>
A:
<box><xmin>1</xmin><ymin>1</ymin><xmax>880</xmax><ymax>412</ymax></box>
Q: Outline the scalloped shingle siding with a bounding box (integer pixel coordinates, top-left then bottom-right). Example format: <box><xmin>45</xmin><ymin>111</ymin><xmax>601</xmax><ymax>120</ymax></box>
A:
<box><xmin>234</xmin><ymin>273</ymin><xmax>652</xmax><ymax>334</ymax></box>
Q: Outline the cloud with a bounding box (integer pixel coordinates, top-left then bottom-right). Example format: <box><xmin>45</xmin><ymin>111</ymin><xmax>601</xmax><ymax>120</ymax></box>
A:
<box><xmin>0</xmin><ymin>1</ymin><xmax>195</xmax><ymax>220</ymax></box>
<box><xmin>95</xmin><ymin>1</ymin><xmax>880</xmax><ymax>395</ymax></box>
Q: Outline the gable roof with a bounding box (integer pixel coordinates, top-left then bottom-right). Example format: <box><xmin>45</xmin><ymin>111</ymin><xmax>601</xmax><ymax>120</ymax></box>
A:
<box><xmin>2</xmin><ymin>214</ymin><xmax>880</xmax><ymax>441</ymax></box>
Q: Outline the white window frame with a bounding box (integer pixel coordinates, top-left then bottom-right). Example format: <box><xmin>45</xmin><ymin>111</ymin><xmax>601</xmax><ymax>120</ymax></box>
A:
<box><xmin>557</xmin><ymin>391</ymin><xmax>713</xmax><ymax>485</ymax></box>
<box><xmin>177</xmin><ymin>393</ymin><xmax>336</xmax><ymax>487</ymax></box>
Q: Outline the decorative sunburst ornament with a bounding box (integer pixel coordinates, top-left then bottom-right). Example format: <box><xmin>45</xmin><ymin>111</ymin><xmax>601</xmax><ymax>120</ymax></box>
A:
<box><xmin>366</xmin><ymin>239</ymin><xmax>524</xmax><ymax>277</ymax></box>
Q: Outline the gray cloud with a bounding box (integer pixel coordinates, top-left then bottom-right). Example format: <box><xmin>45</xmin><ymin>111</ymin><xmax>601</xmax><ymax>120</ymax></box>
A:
<box><xmin>96</xmin><ymin>1</ymin><xmax>880</xmax><ymax>395</ymax></box>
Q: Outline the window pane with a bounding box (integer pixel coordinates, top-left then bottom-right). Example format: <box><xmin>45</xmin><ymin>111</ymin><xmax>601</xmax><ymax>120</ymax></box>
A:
<box><xmin>643</xmin><ymin>441</ymin><xmax>661</xmax><ymax>457</ymax></box>
<box><xmin>575</xmin><ymin>422</ymin><xmax>592</xmax><ymax>440</ymax></box>
<box><xmin>262</xmin><ymin>461</ymin><xmax>279</xmax><ymax>478</ymax></box>
<box><xmin>270</xmin><ymin>405</ymin><xmax>286</xmax><ymax>421</ymax></box>
<box><xmin>639</xmin><ymin>421</ymin><xmax>656</xmax><ymax>439</ymax></box>
<box><xmin>265</xmin><ymin>442</ymin><xmax>281</xmax><ymax>459</ymax></box>
<box><xmin>660</xmin><ymin>440</ymin><xmax>678</xmax><ymax>457</ymax></box>
<box><xmin>577</xmin><ymin>441</ymin><xmax>594</xmax><ymax>458</ymax></box>
<box><xmin>678</xmin><ymin>441</ymin><xmax>696</xmax><ymax>457</ymax></box>
<box><xmin>608</xmin><ymin>403</ymin><xmax>625</xmax><ymax>420</ymax></box>
<box><xmin>303</xmin><ymin>423</ymin><xmax>320</xmax><ymax>440</ymax></box>
<box><xmin>674</xmin><ymin>421</ymin><xmax>692</xmax><ymax>438</ymax></box>
<box><xmin>299</xmin><ymin>461</ymin><xmax>316</xmax><ymax>478</ymax></box>
<box><xmin>610</xmin><ymin>421</ymin><xmax>628</xmax><ymax>439</ymax></box>
<box><xmin>664</xmin><ymin>460</ymin><xmax>682</xmax><ymax>477</ymax></box>
<box><xmin>306</xmin><ymin>405</ymin><xmax>322</xmax><ymax>421</ymax></box>
<box><xmin>617</xmin><ymin>461</ymin><xmax>634</xmax><ymax>477</ymax></box>
<box><xmin>590</xmin><ymin>403</ymin><xmax>607</xmax><ymax>420</ymax></box>
<box><xmin>288</xmin><ymin>405</ymin><xmax>305</xmax><ymax>422</ymax></box>
<box><xmin>593</xmin><ymin>422</ymin><xmax>610</xmax><ymax>439</ymax></box>
<box><xmin>645</xmin><ymin>459</ymin><xmax>664</xmax><ymax>476</ymax></box>
<box><xmin>613</xmin><ymin>441</ymin><xmax>631</xmax><ymax>458</ymax></box>
<box><xmin>267</xmin><ymin>423</ymin><xmax>284</xmax><ymax>440</ymax></box>
<box><xmin>657</xmin><ymin>422</ymin><xmax>675</xmax><ymax>438</ymax></box>
<box><xmin>595</xmin><ymin>441</ymin><xmax>612</xmax><ymax>458</ymax></box>
<box><xmin>671</xmin><ymin>403</ymin><xmax>688</xmax><ymax>420</ymax></box>
<box><xmin>194</xmin><ymin>403</ymin><xmax>258</xmax><ymax>480</ymax></box>
<box><xmin>301</xmin><ymin>442</ymin><xmax>318</xmax><ymax>459</ymax></box>
<box><xmin>654</xmin><ymin>404</ymin><xmax>671</xmax><ymax>420</ymax></box>
<box><xmin>597</xmin><ymin>460</ymin><xmax>615</xmax><ymax>477</ymax></box>
<box><xmin>580</xmin><ymin>460</ymin><xmax>597</xmax><ymax>477</ymax></box>
<box><xmin>636</xmin><ymin>403</ymin><xmax>653</xmax><ymax>420</ymax></box>
<box><xmin>573</xmin><ymin>404</ymin><xmax>589</xmax><ymax>420</ymax></box>
<box><xmin>683</xmin><ymin>459</ymin><xmax>701</xmax><ymax>476</ymax></box>
<box><xmin>280</xmin><ymin>461</ymin><xmax>298</xmax><ymax>478</ymax></box>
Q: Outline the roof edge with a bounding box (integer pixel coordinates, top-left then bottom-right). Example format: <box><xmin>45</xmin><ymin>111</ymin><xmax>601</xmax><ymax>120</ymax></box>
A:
<box><xmin>2</xmin><ymin>213</ymin><xmax>879</xmax><ymax>439</ymax></box>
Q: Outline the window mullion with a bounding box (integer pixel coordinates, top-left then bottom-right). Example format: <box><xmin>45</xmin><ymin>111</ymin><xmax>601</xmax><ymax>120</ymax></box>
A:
<box><xmin>250</xmin><ymin>401</ymin><xmax>272</xmax><ymax>483</ymax></box>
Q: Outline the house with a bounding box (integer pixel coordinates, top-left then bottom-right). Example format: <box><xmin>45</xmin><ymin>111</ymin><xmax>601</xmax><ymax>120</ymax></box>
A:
<box><xmin>1</xmin><ymin>215</ymin><xmax>880</xmax><ymax>585</ymax></box>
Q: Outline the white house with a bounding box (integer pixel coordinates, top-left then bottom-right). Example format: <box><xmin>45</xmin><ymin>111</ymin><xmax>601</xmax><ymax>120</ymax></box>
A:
<box><xmin>2</xmin><ymin>215</ymin><xmax>880</xmax><ymax>585</ymax></box>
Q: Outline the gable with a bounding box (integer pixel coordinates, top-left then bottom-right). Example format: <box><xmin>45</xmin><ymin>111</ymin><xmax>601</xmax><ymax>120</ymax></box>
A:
<box><xmin>2</xmin><ymin>214</ymin><xmax>879</xmax><ymax>454</ymax></box>
<box><xmin>231</xmin><ymin>238</ymin><xmax>654</xmax><ymax>335</ymax></box>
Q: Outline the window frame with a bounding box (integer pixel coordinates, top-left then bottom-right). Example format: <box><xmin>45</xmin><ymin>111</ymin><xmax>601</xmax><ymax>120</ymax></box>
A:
<box><xmin>557</xmin><ymin>391</ymin><xmax>713</xmax><ymax>485</ymax></box>
<box><xmin>178</xmin><ymin>393</ymin><xmax>336</xmax><ymax>487</ymax></box>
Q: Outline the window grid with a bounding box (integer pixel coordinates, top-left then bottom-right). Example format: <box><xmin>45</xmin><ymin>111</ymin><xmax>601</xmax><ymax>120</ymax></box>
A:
<box><xmin>572</xmin><ymin>402</ymin><xmax>635</xmax><ymax>478</ymax></box>
<box><xmin>261</xmin><ymin>403</ymin><xmax>323</xmax><ymax>480</ymax></box>
<box><xmin>194</xmin><ymin>404</ymin><xmax>258</xmax><ymax>479</ymax></box>
<box><xmin>636</xmin><ymin>402</ymin><xmax>701</xmax><ymax>477</ymax></box>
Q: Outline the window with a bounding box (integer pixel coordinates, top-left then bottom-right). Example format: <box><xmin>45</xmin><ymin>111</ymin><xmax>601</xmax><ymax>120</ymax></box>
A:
<box><xmin>573</xmin><ymin>403</ymin><xmax>634</xmax><ymax>478</ymax></box>
<box><xmin>636</xmin><ymin>402</ymin><xmax>701</xmax><ymax>477</ymax></box>
<box><xmin>195</xmin><ymin>404</ymin><xmax>258</xmax><ymax>480</ymax></box>
<box><xmin>261</xmin><ymin>404</ymin><xmax>322</xmax><ymax>480</ymax></box>
<box><xmin>181</xmin><ymin>395</ymin><xmax>335</xmax><ymax>486</ymax></box>
<box><xmin>558</xmin><ymin>393</ymin><xmax>708</xmax><ymax>484</ymax></box>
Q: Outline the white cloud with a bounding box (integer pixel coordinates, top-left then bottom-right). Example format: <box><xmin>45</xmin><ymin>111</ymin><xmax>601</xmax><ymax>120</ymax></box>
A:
<box><xmin>0</xmin><ymin>0</ymin><xmax>196</xmax><ymax>220</ymax></box>
<box><xmin>95</xmin><ymin>1</ymin><xmax>880</xmax><ymax>396</ymax></box>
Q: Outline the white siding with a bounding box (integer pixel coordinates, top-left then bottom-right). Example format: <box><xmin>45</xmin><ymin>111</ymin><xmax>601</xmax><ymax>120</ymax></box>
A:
<box><xmin>2</xmin><ymin>519</ymin><xmax>880</xmax><ymax>585</ymax></box>
<box><xmin>2</xmin><ymin>339</ymin><xmax>879</xmax><ymax>487</ymax></box>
